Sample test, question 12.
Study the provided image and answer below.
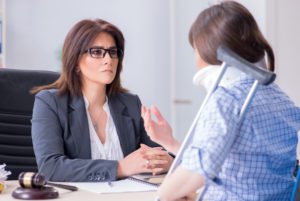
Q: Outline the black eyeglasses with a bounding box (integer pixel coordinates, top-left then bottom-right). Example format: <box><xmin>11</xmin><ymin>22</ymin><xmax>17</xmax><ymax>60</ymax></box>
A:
<box><xmin>85</xmin><ymin>47</ymin><xmax>123</xmax><ymax>59</ymax></box>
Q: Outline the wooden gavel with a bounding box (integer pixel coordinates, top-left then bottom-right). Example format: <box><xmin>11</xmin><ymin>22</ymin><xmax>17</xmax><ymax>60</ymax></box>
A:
<box><xmin>18</xmin><ymin>172</ymin><xmax>78</xmax><ymax>191</ymax></box>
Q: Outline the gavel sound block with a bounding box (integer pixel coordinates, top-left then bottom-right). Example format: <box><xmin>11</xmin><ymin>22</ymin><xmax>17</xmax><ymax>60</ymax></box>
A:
<box><xmin>12</xmin><ymin>186</ymin><xmax>59</xmax><ymax>200</ymax></box>
<box><xmin>12</xmin><ymin>172</ymin><xmax>77</xmax><ymax>200</ymax></box>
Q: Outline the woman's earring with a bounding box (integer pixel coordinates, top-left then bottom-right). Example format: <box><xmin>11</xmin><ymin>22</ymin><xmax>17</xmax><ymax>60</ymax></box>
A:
<box><xmin>76</xmin><ymin>68</ymin><xmax>81</xmax><ymax>74</ymax></box>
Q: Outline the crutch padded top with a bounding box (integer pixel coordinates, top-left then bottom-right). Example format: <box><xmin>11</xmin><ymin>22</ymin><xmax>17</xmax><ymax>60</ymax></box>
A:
<box><xmin>217</xmin><ymin>45</ymin><xmax>276</xmax><ymax>85</ymax></box>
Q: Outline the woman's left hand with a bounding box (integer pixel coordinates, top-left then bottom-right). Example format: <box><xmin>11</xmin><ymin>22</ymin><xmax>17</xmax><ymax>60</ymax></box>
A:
<box><xmin>141</xmin><ymin>144</ymin><xmax>173</xmax><ymax>175</ymax></box>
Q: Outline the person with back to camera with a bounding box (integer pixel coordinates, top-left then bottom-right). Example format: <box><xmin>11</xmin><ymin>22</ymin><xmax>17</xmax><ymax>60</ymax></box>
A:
<box><xmin>142</xmin><ymin>1</ymin><xmax>300</xmax><ymax>200</ymax></box>
<box><xmin>31</xmin><ymin>18</ymin><xmax>173</xmax><ymax>182</ymax></box>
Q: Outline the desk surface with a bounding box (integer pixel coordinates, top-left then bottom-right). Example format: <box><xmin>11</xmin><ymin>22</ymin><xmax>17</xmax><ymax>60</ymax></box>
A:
<box><xmin>2</xmin><ymin>181</ymin><xmax>157</xmax><ymax>201</ymax></box>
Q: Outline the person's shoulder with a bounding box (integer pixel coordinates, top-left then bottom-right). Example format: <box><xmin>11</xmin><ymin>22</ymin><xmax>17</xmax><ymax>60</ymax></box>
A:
<box><xmin>35</xmin><ymin>89</ymin><xmax>69</xmax><ymax>104</ymax></box>
<box><xmin>36</xmin><ymin>88</ymin><xmax>58</xmax><ymax>97</ymax></box>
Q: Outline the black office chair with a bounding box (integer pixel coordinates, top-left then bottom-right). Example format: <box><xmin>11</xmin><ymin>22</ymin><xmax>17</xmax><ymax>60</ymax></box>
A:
<box><xmin>0</xmin><ymin>68</ymin><xmax>59</xmax><ymax>180</ymax></box>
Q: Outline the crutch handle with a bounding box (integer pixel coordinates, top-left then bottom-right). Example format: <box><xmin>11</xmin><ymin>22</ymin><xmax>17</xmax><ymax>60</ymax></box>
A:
<box><xmin>217</xmin><ymin>45</ymin><xmax>276</xmax><ymax>85</ymax></box>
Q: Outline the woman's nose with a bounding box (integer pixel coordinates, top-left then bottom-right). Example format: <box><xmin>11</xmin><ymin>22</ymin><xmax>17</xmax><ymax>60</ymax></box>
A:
<box><xmin>102</xmin><ymin>52</ymin><xmax>113</xmax><ymax>63</ymax></box>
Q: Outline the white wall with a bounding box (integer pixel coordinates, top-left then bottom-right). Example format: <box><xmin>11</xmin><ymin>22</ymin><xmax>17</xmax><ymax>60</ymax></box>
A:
<box><xmin>171</xmin><ymin>0</ymin><xmax>209</xmax><ymax>140</ymax></box>
<box><xmin>266</xmin><ymin>0</ymin><xmax>300</xmax><ymax>106</ymax></box>
<box><xmin>2</xmin><ymin>0</ymin><xmax>300</xmax><ymax>142</ymax></box>
<box><xmin>4</xmin><ymin>0</ymin><xmax>171</xmax><ymax>121</ymax></box>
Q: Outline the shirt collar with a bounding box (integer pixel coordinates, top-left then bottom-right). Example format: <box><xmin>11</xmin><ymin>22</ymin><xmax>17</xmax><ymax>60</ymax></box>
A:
<box><xmin>192</xmin><ymin>58</ymin><xmax>268</xmax><ymax>91</ymax></box>
<box><xmin>83</xmin><ymin>95</ymin><xmax>109</xmax><ymax>112</ymax></box>
<box><xmin>192</xmin><ymin>65</ymin><xmax>243</xmax><ymax>91</ymax></box>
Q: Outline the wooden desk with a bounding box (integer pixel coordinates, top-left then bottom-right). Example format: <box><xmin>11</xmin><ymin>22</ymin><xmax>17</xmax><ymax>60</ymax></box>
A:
<box><xmin>2</xmin><ymin>181</ymin><xmax>157</xmax><ymax>201</ymax></box>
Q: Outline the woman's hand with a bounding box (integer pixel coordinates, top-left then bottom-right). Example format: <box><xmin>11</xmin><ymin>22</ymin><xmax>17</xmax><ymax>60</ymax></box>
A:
<box><xmin>117</xmin><ymin>144</ymin><xmax>173</xmax><ymax>178</ymax></box>
<box><xmin>117</xmin><ymin>146</ymin><xmax>151</xmax><ymax>178</ymax></box>
<box><xmin>141</xmin><ymin>144</ymin><xmax>173</xmax><ymax>175</ymax></box>
<box><xmin>141</xmin><ymin>105</ymin><xmax>180</xmax><ymax>154</ymax></box>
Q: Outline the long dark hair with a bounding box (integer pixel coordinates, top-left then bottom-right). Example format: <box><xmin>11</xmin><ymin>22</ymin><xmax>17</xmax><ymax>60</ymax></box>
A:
<box><xmin>32</xmin><ymin>18</ymin><xmax>127</xmax><ymax>96</ymax></box>
<box><xmin>189</xmin><ymin>1</ymin><xmax>275</xmax><ymax>72</ymax></box>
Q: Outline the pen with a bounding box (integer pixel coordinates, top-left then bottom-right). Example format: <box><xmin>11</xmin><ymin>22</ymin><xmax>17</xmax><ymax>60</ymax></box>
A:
<box><xmin>107</xmin><ymin>181</ymin><xmax>113</xmax><ymax>187</ymax></box>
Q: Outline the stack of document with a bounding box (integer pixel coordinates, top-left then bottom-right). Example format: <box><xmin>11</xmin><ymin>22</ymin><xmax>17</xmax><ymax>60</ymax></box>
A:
<box><xmin>0</xmin><ymin>164</ymin><xmax>11</xmax><ymax>193</ymax></box>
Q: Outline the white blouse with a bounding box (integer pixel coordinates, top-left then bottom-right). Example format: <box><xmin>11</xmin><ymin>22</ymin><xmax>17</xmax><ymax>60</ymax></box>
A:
<box><xmin>83</xmin><ymin>96</ymin><xmax>124</xmax><ymax>160</ymax></box>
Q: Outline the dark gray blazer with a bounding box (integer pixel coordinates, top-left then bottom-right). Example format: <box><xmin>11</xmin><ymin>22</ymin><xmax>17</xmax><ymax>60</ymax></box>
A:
<box><xmin>32</xmin><ymin>89</ymin><xmax>158</xmax><ymax>182</ymax></box>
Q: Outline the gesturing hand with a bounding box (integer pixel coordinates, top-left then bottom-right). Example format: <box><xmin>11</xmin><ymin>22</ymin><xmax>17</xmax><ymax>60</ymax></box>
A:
<box><xmin>141</xmin><ymin>105</ymin><xmax>180</xmax><ymax>154</ymax></box>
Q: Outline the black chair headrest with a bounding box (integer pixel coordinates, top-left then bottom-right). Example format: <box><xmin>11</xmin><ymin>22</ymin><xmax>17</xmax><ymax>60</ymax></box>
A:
<box><xmin>0</xmin><ymin>68</ymin><xmax>60</xmax><ymax>115</ymax></box>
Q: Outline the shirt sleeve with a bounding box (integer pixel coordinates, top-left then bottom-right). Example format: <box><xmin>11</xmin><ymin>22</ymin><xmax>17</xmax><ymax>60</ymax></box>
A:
<box><xmin>181</xmin><ymin>87</ymin><xmax>241</xmax><ymax>183</ymax></box>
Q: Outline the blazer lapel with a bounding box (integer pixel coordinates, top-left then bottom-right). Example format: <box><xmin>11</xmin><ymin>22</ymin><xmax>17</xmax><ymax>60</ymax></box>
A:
<box><xmin>68</xmin><ymin>95</ymin><xmax>91</xmax><ymax>158</ymax></box>
<box><xmin>108</xmin><ymin>96</ymin><xmax>136</xmax><ymax>157</ymax></box>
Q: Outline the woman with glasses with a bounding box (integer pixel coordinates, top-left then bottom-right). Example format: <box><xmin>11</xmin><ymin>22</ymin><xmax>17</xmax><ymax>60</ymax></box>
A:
<box><xmin>31</xmin><ymin>19</ymin><xmax>173</xmax><ymax>182</ymax></box>
<box><xmin>142</xmin><ymin>1</ymin><xmax>300</xmax><ymax>200</ymax></box>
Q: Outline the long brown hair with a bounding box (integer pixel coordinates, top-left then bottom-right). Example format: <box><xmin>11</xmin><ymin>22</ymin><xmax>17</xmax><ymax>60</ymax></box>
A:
<box><xmin>189</xmin><ymin>1</ymin><xmax>275</xmax><ymax>72</ymax></box>
<box><xmin>32</xmin><ymin>19</ymin><xmax>127</xmax><ymax>96</ymax></box>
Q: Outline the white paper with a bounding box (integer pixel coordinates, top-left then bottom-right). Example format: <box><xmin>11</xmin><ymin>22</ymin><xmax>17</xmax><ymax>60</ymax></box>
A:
<box><xmin>68</xmin><ymin>178</ymin><xmax>158</xmax><ymax>194</ymax></box>
<box><xmin>0</xmin><ymin>164</ymin><xmax>11</xmax><ymax>182</ymax></box>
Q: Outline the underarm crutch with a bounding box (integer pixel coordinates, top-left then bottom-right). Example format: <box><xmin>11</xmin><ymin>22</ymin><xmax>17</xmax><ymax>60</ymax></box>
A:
<box><xmin>155</xmin><ymin>45</ymin><xmax>276</xmax><ymax>201</ymax></box>
<box><xmin>291</xmin><ymin>161</ymin><xmax>300</xmax><ymax>201</ymax></box>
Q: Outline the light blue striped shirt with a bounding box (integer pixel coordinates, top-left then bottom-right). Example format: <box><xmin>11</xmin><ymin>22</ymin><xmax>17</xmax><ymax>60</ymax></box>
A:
<box><xmin>182</xmin><ymin>76</ymin><xmax>300</xmax><ymax>200</ymax></box>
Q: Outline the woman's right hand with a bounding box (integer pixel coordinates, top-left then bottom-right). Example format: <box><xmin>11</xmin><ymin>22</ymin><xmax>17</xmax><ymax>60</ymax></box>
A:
<box><xmin>141</xmin><ymin>105</ymin><xmax>180</xmax><ymax>154</ymax></box>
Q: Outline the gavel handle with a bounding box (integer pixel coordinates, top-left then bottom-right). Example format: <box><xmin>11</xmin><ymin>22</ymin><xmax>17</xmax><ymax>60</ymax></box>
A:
<box><xmin>47</xmin><ymin>182</ymin><xmax>78</xmax><ymax>191</ymax></box>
